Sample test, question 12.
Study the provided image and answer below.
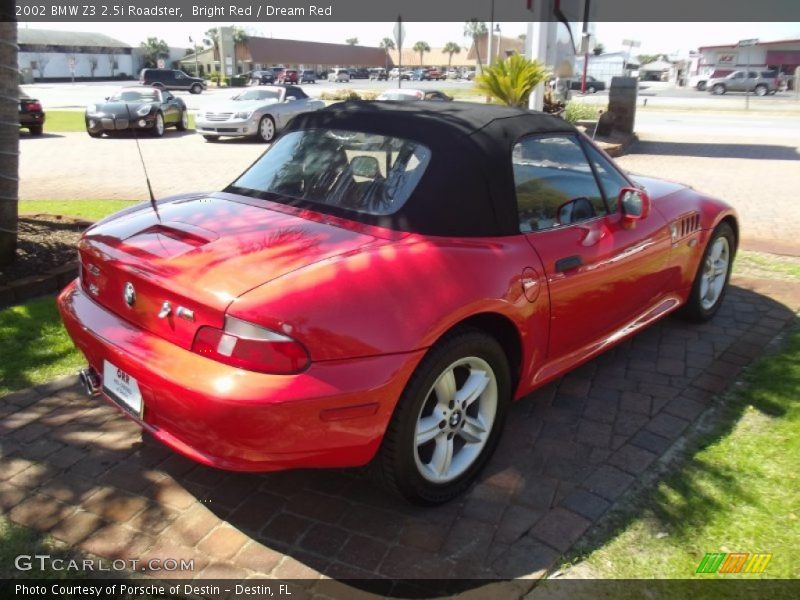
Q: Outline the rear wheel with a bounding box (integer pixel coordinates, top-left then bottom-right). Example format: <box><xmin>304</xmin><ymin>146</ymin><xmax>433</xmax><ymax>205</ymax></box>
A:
<box><xmin>681</xmin><ymin>222</ymin><xmax>735</xmax><ymax>322</ymax></box>
<box><xmin>754</xmin><ymin>84</ymin><xmax>768</xmax><ymax>96</ymax></box>
<box><xmin>176</xmin><ymin>109</ymin><xmax>188</xmax><ymax>131</ymax></box>
<box><xmin>374</xmin><ymin>329</ymin><xmax>511</xmax><ymax>505</ymax></box>
<box><xmin>190</xmin><ymin>83</ymin><xmax>202</xmax><ymax>94</ymax></box>
<box><xmin>28</xmin><ymin>126</ymin><xmax>43</xmax><ymax>135</ymax></box>
<box><xmin>587</xmin><ymin>86</ymin><xmax>596</xmax><ymax>94</ymax></box>
<box><xmin>712</xmin><ymin>84</ymin><xmax>726</xmax><ymax>95</ymax></box>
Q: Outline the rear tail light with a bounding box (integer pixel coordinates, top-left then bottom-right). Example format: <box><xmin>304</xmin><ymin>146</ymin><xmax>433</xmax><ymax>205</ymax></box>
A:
<box><xmin>192</xmin><ymin>316</ymin><xmax>309</xmax><ymax>374</ymax></box>
<box><xmin>26</xmin><ymin>101</ymin><xmax>42</xmax><ymax>112</ymax></box>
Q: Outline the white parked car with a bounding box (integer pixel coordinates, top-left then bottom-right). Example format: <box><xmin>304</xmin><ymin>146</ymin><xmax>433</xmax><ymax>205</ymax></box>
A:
<box><xmin>327</xmin><ymin>68</ymin><xmax>351</xmax><ymax>83</ymax></box>
<box><xmin>194</xmin><ymin>86</ymin><xmax>324</xmax><ymax>143</ymax></box>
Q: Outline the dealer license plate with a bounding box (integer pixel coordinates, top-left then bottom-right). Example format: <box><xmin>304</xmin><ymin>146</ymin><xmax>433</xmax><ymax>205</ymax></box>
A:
<box><xmin>102</xmin><ymin>361</ymin><xmax>143</xmax><ymax>417</ymax></box>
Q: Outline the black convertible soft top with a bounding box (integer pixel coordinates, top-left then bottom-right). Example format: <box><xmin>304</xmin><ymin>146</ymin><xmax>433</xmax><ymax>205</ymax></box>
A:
<box><xmin>284</xmin><ymin>100</ymin><xmax>577</xmax><ymax>237</ymax></box>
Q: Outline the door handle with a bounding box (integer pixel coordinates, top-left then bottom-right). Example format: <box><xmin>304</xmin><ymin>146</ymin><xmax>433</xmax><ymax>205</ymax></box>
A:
<box><xmin>555</xmin><ymin>255</ymin><xmax>583</xmax><ymax>273</ymax></box>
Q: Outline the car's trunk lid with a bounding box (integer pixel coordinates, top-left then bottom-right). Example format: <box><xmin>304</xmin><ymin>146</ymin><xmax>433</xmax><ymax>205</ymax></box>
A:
<box><xmin>79</xmin><ymin>193</ymin><xmax>380</xmax><ymax>349</ymax></box>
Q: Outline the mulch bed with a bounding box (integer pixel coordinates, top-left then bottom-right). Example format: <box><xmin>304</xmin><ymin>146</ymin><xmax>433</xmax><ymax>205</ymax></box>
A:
<box><xmin>0</xmin><ymin>215</ymin><xmax>89</xmax><ymax>287</ymax></box>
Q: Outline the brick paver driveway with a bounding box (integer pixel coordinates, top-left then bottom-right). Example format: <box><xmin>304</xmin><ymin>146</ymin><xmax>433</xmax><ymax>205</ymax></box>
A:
<box><xmin>1</xmin><ymin>274</ymin><xmax>798</xmax><ymax>594</ymax></box>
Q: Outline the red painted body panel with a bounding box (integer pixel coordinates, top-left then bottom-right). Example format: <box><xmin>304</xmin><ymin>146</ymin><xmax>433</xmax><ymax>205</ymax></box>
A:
<box><xmin>59</xmin><ymin>176</ymin><xmax>737</xmax><ymax>472</ymax></box>
<box><xmin>59</xmin><ymin>282</ymin><xmax>425</xmax><ymax>470</ymax></box>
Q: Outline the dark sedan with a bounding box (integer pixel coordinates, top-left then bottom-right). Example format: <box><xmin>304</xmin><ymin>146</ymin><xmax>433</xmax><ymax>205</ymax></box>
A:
<box><xmin>19</xmin><ymin>92</ymin><xmax>45</xmax><ymax>135</ymax></box>
<box><xmin>85</xmin><ymin>87</ymin><xmax>188</xmax><ymax>138</ymax></box>
<box><xmin>570</xmin><ymin>76</ymin><xmax>605</xmax><ymax>93</ymax></box>
<box><xmin>248</xmin><ymin>70</ymin><xmax>275</xmax><ymax>85</ymax></box>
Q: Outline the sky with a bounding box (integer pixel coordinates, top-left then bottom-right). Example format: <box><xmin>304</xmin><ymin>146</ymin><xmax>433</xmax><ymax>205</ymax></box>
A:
<box><xmin>22</xmin><ymin>21</ymin><xmax>800</xmax><ymax>55</ymax></box>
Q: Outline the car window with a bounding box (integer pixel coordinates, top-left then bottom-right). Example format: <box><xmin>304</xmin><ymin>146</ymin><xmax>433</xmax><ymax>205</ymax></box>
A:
<box><xmin>112</xmin><ymin>89</ymin><xmax>160</xmax><ymax>102</ymax></box>
<box><xmin>748</xmin><ymin>71</ymin><xmax>759</xmax><ymax>78</ymax></box>
<box><xmin>732</xmin><ymin>72</ymin><xmax>744</xmax><ymax>79</ymax></box>
<box><xmin>512</xmin><ymin>135</ymin><xmax>607</xmax><ymax>233</ymax></box>
<box><xmin>230</xmin><ymin>129</ymin><xmax>431</xmax><ymax>216</ymax></box>
<box><xmin>234</xmin><ymin>89</ymin><xmax>282</xmax><ymax>101</ymax></box>
<box><xmin>583</xmin><ymin>143</ymin><xmax>629</xmax><ymax>213</ymax></box>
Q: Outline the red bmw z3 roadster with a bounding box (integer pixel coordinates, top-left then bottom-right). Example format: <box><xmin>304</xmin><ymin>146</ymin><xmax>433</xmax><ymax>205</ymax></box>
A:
<box><xmin>58</xmin><ymin>101</ymin><xmax>738</xmax><ymax>504</ymax></box>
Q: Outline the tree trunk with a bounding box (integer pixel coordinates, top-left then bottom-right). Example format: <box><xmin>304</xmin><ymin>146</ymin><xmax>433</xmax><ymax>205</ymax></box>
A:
<box><xmin>0</xmin><ymin>19</ymin><xmax>19</xmax><ymax>266</ymax></box>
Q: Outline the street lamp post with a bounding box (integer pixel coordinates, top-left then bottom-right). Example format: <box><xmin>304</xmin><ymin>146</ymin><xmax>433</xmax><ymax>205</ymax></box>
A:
<box><xmin>738</xmin><ymin>38</ymin><xmax>759</xmax><ymax>111</ymax></box>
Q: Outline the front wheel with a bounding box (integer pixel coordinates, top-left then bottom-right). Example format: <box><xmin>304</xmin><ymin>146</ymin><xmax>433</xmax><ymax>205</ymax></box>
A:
<box><xmin>87</xmin><ymin>130</ymin><xmax>102</xmax><ymax>138</ymax></box>
<box><xmin>754</xmin><ymin>85</ymin><xmax>768</xmax><ymax>96</ymax></box>
<box><xmin>681</xmin><ymin>222</ymin><xmax>735</xmax><ymax>322</ymax></box>
<box><xmin>190</xmin><ymin>83</ymin><xmax>203</xmax><ymax>94</ymax></box>
<box><xmin>712</xmin><ymin>84</ymin><xmax>726</xmax><ymax>95</ymax></box>
<box><xmin>697</xmin><ymin>81</ymin><xmax>707</xmax><ymax>91</ymax></box>
<box><xmin>587</xmin><ymin>86</ymin><xmax>596</xmax><ymax>94</ymax></box>
<box><xmin>257</xmin><ymin>115</ymin><xmax>276</xmax><ymax>142</ymax></box>
<box><xmin>151</xmin><ymin>112</ymin><xmax>165</xmax><ymax>137</ymax></box>
<box><xmin>374</xmin><ymin>329</ymin><xmax>511</xmax><ymax>505</ymax></box>
<box><xmin>202</xmin><ymin>134</ymin><xmax>219</xmax><ymax>142</ymax></box>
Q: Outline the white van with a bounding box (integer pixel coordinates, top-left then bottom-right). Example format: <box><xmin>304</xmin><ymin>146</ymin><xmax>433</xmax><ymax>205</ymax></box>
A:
<box><xmin>327</xmin><ymin>68</ymin><xmax>351</xmax><ymax>83</ymax></box>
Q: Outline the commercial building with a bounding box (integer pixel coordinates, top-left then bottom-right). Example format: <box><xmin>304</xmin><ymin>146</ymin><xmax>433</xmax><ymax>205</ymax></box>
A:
<box><xmin>179</xmin><ymin>36</ymin><xmax>388</xmax><ymax>76</ymax></box>
<box><xmin>698</xmin><ymin>38</ymin><xmax>800</xmax><ymax>79</ymax></box>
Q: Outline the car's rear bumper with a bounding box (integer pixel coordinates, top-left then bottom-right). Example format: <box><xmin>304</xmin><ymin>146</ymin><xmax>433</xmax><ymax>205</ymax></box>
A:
<box><xmin>57</xmin><ymin>281</ymin><xmax>423</xmax><ymax>472</ymax></box>
<box><xmin>19</xmin><ymin>112</ymin><xmax>45</xmax><ymax>127</ymax></box>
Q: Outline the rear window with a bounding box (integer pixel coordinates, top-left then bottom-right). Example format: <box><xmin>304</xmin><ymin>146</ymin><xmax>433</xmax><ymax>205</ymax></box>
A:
<box><xmin>229</xmin><ymin>129</ymin><xmax>431</xmax><ymax>216</ymax></box>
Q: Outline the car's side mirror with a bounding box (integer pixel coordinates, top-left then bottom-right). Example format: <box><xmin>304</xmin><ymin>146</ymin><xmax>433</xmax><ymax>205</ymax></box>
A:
<box><xmin>285</xmin><ymin>96</ymin><xmax>296</xmax><ymax>102</ymax></box>
<box><xmin>619</xmin><ymin>187</ymin><xmax>650</xmax><ymax>227</ymax></box>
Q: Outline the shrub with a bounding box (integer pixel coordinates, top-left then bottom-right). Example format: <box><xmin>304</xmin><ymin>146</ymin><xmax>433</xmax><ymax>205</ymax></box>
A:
<box><xmin>320</xmin><ymin>89</ymin><xmax>364</xmax><ymax>101</ymax></box>
<box><xmin>564</xmin><ymin>101</ymin><xmax>603</xmax><ymax>123</ymax></box>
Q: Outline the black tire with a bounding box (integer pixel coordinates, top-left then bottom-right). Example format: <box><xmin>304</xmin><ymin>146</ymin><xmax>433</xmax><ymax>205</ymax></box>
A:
<box><xmin>680</xmin><ymin>222</ymin><xmax>736</xmax><ymax>323</ymax></box>
<box><xmin>587</xmin><ymin>86</ymin><xmax>596</xmax><ymax>94</ymax></box>
<box><xmin>190</xmin><ymin>83</ymin><xmax>202</xmax><ymax>94</ymax></box>
<box><xmin>151</xmin><ymin>112</ymin><xmax>165</xmax><ymax>137</ymax></box>
<box><xmin>712</xmin><ymin>84</ymin><xmax>726</xmax><ymax>95</ymax></box>
<box><xmin>373</xmin><ymin>329</ymin><xmax>511</xmax><ymax>505</ymax></box>
<box><xmin>202</xmin><ymin>134</ymin><xmax>219</xmax><ymax>142</ymax></box>
<box><xmin>754</xmin><ymin>85</ymin><xmax>767</xmax><ymax>97</ymax></box>
<box><xmin>257</xmin><ymin>115</ymin><xmax>276</xmax><ymax>143</ymax></box>
<box><xmin>697</xmin><ymin>81</ymin><xmax>707</xmax><ymax>91</ymax></box>
<box><xmin>87</xmin><ymin>130</ymin><xmax>102</xmax><ymax>138</ymax></box>
<box><xmin>176</xmin><ymin>109</ymin><xmax>188</xmax><ymax>131</ymax></box>
<box><xmin>28</xmin><ymin>126</ymin><xmax>43</xmax><ymax>135</ymax></box>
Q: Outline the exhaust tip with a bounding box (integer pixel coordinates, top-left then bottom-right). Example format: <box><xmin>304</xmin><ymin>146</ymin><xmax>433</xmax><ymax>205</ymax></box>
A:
<box><xmin>79</xmin><ymin>367</ymin><xmax>101</xmax><ymax>397</ymax></box>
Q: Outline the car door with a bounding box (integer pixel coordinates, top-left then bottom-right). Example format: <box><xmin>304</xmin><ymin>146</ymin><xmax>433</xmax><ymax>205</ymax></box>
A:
<box><xmin>729</xmin><ymin>71</ymin><xmax>746</xmax><ymax>91</ymax></box>
<box><xmin>514</xmin><ymin>134</ymin><xmax>672</xmax><ymax>364</ymax></box>
<box><xmin>159</xmin><ymin>91</ymin><xmax>180</xmax><ymax>124</ymax></box>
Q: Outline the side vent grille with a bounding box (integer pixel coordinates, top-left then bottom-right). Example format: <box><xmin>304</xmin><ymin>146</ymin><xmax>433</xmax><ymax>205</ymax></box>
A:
<box><xmin>673</xmin><ymin>212</ymin><xmax>701</xmax><ymax>241</ymax></box>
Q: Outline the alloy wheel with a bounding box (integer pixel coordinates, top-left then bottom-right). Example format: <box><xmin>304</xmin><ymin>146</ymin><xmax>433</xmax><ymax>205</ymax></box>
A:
<box><xmin>413</xmin><ymin>356</ymin><xmax>498</xmax><ymax>484</ymax></box>
<box><xmin>699</xmin><ymin>236</ymin><xmax>730</xmax><ymax>310</ymax></box>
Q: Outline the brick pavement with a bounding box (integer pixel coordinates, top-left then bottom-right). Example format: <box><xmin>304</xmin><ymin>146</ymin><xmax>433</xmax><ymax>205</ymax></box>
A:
<box><xmin>1</xmin><ymin>274</ymin><xmax>798</xmax><ymax>595</ymax></box>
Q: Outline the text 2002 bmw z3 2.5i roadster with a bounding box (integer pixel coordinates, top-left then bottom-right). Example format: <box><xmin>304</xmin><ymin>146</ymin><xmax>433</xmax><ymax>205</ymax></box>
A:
<box><xmin>59</xmin><ymin>101</ymin><xmax>738</xmax><ymax>504</ymax></box>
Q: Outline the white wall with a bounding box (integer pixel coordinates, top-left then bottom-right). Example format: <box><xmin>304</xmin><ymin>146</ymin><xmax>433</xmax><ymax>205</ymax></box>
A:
<box><xmin>19</xmin><ymin>51</ymin><xmax>135</xmax><ymax>78</ymax></box>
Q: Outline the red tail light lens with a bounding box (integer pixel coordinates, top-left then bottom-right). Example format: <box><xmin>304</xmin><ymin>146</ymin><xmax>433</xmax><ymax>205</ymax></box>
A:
<box><xmin>26</xmin><ymin>102</ymin><xmax>42</xmax><ymax>112</ymax></box>
<box><xmin>192</xmin><ymin>317</ymin><xmax>309</xmax><ymax>374</ymax></box>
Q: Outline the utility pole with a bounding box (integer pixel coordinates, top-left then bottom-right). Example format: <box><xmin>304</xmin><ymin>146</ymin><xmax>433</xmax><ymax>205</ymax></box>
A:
<box><xmin>580</xmin><ymin>0</ymin><xmax>592</xmax><ymax>94</ymax></box>
<box><xmin>739</xmin><ymin>38</ymin><xmax>758</xmax><ymax>111</ymax></box>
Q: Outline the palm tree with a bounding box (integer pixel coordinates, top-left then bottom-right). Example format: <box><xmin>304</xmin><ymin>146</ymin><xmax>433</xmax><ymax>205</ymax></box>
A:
<box><xmin>474</xmin><ymin>54</ymin><xmax>550</xmax><ymax>108</ymax></box>
<box><xmin>204</xmin><ymin>27</ymin><xmax>220</xmax><ymax>61</ymax></box>
<box><xmin>345</xmin><ymin>37</ymin><xmax>359</xmax><ymax>46</ymax></box>
<box><xmin>0</xmin><ymin>19</ymin><xmax>18</xmax><ymax>265</ymax></box>
<box><xmin>140</xmin><ymin>37</ymin><xmax>170</xmax><ymax>68</ymax></box>
<box><xmin>380</xmin><ymin>37</ymin><xmax>395</xmax><ymax>71</ymax></box>
<box><xmin>232</xmin><ymin>27</ymin><xmax>248</xmax><ymax>74</ymax></box>
<box><xmin>464</xmin><ymin>19</ymin><xmax>487</xmax><ymax>71</ymax></box>
<box><xmin>413</xmin><ymin>41</ymin><xmax>430</xmax><ymax>67</ymax></box>
<box><xmin>443</xmin><ymin>42</ymin><xmax>461</xmax><ymax>69</ymax></box>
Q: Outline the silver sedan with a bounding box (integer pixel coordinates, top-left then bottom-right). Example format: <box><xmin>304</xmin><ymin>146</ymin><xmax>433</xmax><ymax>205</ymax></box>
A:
<box><xmin>195</xmin><ymin>86</ymin><xmax>325</xmax><ymax>143</ymax></box>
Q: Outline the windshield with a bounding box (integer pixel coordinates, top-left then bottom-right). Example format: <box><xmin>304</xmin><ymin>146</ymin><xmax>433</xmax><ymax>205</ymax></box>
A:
<box><xmin>232</xmin><ymin>89</ymin><xmax>282</xmax><ymax>101</ymax></box>
<box><xmin>229</xmin><ymin>129</ymin><xmax>431</xmax><ymax>216</ymax></box>
<box><xmin>110</xmin><ymin>89</ymin><xmax>159</xmax><ymax>102</ymax></box>
<box><xmin>378</xmin><ymin>91</ymin><xmax>422</xmax><ymax>102</ymax></box>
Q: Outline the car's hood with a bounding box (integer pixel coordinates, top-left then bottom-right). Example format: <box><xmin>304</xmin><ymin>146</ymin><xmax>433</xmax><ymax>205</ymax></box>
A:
<box><xmin>630</xmin><ymin>175</ymin><xmax>688</xmax><ymax>199</ymax></box>
<box><xmin>78</xmin><ymin>192</ymin><xmax>381</xmax><ymax>349</ymax></box>
<box><xmin>93</xmin><ymin>101</ymin><xmax>150</xmax><ymax>115</ymax></box>
<box><xmin>205</xmin><ymin>99</ymin><xmax>280</xmax><ymax>112</ymax></box>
